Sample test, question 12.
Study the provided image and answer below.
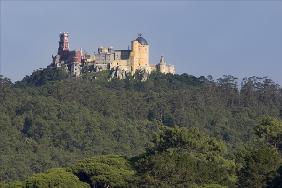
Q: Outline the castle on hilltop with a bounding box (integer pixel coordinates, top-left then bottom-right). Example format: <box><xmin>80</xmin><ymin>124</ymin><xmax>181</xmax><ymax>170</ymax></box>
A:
<box><xmin>50</xmin><ymin>32</ymin><xmax>175</xmax><ymax>79</ymax></box>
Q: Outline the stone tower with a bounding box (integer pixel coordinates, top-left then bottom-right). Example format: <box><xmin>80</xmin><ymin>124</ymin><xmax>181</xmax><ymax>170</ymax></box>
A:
<box><xmin>58</xmin><ymin>32</ymin><xmax>70</xmax><ymax>56</ymax></box>
<box><xmin>159</xmin><ymin>56</ymin><xmax>166</xmax><ymax>73</ymax></box>
<box><xmin>130</xmin><ymin>34</ymin><xmax>149</xmax><ymax>74</ymax></box>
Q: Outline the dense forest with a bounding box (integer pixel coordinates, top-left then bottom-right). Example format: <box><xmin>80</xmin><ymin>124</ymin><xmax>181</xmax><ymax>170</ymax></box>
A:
<box><xmin>1</xmin><ymin>68</ymin><xmax>282</xmax><ymax>187</ymax></box>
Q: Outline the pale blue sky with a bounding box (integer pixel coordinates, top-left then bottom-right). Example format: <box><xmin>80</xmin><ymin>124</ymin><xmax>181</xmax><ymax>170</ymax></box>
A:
<box><xmin>1</xmin><ymin>1</ymin><xmax>282</xmax><ymax>84</ymax></box>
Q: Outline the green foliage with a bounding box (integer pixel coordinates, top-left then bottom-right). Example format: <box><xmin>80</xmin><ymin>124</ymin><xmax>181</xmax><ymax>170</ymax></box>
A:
<box><xmin>18</xmin><ymin>68</ymin><xmax>69</xmax><ymax>86</ymax></box>
<box><xmin>80</xmin><ymin>70</ymin><xmax>111</xmax><ymax>82</ymax></box>
<box><xmin>23</xmin><ymin>168</ymin><xmax>89</xmax><ymax>188</ymax></box>
<box><xmin>268</xmin><ymin>166</ymin><xmax>282</xmax><ymax>188</ymax></box>
<box><xmin>1</xmin><ymin>181</ymin><xmax>23</xmax><ymax>188</ymax></box>
<box><xmin>192</xmin><ymin>184</ymin><xmax>227</xmax><ymax>188</ymax></box>
<box><xmin>2</xmin><ymin>126</ymin><xmax>282</xmax><ymax>188</ymax></box>
<box><xmin>70</xmin><ymin>155</ymin><xmax>135</xmax><ymax>187</ymax></box>
<box><xmin>255</xmin><ymin>117</ymin><xmax>282</xmax><ymax>150</ymax></box>
<box><xmin>1</xmin><ymin>68</ymin><xmax>282</xmax><ymax>184</ymax></box>
<box><xmin>135</xmin><ymin>127</ymin><xmax>236</xmax><ymax>187</ymax></box>
<box><xmin>2</xmin><ymin>169</ymin><xmax>89</xmax><ymax>188</ymax></box>
<box><xmin>237</xmin><ymin>145</ymin><xmax>281</xmax><ymax>188</ymax></box>
<box><xmin>0</xmin><ymin>75</ymin><xmax>12</xmax><ymax>87</ymax></box>
<box><xmin>152</xmin><ymin>127</ymin><xmax>227</xmax><ymax>153</ymax></box>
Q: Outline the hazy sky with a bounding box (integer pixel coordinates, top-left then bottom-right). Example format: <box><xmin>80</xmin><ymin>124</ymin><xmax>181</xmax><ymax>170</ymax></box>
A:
<box><xmin>1</xmin><ymin>1</ymin><xmax>282</xmax><ymax>84</ymax></box>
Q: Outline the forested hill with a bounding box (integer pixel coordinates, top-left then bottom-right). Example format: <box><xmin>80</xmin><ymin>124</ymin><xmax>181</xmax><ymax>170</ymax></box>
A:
<box><xmin>1</xmin><ymin>68</ymin><xmax>282</xmax><ymax>187</ymax></box>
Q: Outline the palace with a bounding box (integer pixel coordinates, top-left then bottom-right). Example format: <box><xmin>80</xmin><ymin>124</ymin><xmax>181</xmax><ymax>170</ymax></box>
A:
<box><xmin>50</xmin><ymin>32</ymin><xmax>175</xmax><ymax>78</ymax></box>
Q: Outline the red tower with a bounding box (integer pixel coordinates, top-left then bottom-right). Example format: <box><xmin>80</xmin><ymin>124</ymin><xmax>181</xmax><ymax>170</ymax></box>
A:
<box><xmin>58</xmin><ymin>32</ymin><xmax>70</xmax><ymax>55</ymax></box>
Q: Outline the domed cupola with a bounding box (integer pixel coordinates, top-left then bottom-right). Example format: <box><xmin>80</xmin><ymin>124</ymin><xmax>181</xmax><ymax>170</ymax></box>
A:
<box><xmin>136</xmin><ymin>33</ymin><xmax>148</xmax><ymax>45</ymax></box>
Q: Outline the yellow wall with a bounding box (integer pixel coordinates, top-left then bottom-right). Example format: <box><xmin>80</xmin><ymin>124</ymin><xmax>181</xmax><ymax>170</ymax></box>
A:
<box><xmin>130</xmin><ymin>41</ymin><xmax>149</xmax><ymax>74</ymax></box>
<box><xmin>109</xmin><ymin>38</ymin><xmax>151</xmax><ymax>75</ymax></box>
<box><xmin>110</xmin><ymin>59</ymin><xmax>131</xmax><ymax>72</ymax></box>
<box><xmin>157</xmin><ymin>64</ymin><xmax>176</xmax><ymax>74</ymax></box>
